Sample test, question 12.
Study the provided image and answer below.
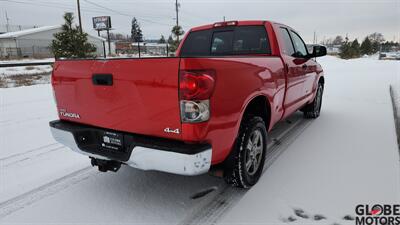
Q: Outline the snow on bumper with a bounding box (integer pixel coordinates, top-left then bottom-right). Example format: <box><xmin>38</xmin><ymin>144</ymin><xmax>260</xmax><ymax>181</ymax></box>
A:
<box><xmin>50</xmin><ymin>126</ymin><xmax>212</xmax><ymax>176</ymax></box>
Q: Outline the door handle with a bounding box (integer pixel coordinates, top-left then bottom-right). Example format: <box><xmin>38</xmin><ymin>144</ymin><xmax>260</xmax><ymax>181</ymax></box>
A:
<box><xmin>302</xmin><ymin>64</ymin><xmax>308</xmax><ymax>70</ymax></box>
<box><xmin>92</xmin><ymin>74</ymin><xmax>113</xmax><ymax>86</ymax></box>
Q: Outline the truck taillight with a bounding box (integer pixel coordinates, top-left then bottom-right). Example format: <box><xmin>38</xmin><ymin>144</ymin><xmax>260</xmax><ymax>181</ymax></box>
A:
<box><xmin>180</xmin><ymin>100</ymin><xmax>210</xmax><ymax>123</ymax></box>
<box><xmin>179</xmin><ymin>71</ymin><xmax>215</xmax><ymax>100</ymax></box>
<box><xmin>179</xmin><ymin>70</ymin><xmax>215</xmax><ymax>123</ymax></box>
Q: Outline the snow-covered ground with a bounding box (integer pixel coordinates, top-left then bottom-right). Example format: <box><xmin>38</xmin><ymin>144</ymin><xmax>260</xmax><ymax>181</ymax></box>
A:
<box><xmin>0</xmin><ymin>58</ymin><xmax>54</xmax><ymax>65</ymax></box>
<box><xmin>0</xmin><ymin>56</ymin><xmax>399</xmax><ymax>225</ymax></box>
<box><xmin>0</xmin><ymin>65</ymin><xmax>52</xmax><ymax>88</ymax></box>
<box><xmin>0</xmin><ymin>85</ymin><xmax>89</xmax><ymax>203</ymax></box>
<box><xmin>0</xmin><ymin>65</ymin><xmax>52</xmax><ymax>77</ymax></box>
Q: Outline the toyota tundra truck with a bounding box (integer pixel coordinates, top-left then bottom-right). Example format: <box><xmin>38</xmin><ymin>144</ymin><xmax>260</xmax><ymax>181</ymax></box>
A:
<box><xmin>50</xmin><ymin>20</ymin><xmax>326</xmax><ymax>188</ymax></box>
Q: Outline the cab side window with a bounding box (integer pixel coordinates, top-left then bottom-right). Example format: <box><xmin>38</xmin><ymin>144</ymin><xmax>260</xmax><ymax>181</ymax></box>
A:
<box><xmin>279</xmin><ymin>27</ymin><xmax>295</xmax><ymax>56</ymax></box>
<box><xmin>289</xmin><ymin>31</ymin><xmax>308</xmax><ymax>58</ymax></box>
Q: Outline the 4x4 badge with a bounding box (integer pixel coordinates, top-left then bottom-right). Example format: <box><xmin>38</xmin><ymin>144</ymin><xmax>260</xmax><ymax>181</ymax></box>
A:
<box><xmin>164</xmin><ymin>128</ymin><xmax>180</xmax><ymax>134</ymax></box>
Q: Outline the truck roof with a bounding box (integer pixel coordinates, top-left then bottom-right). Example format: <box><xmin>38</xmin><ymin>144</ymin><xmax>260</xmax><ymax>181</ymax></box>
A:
<box><xmin>190</xmin><ymin>20</ymin><xmax>273</xmax><ymax>32</ymax></box>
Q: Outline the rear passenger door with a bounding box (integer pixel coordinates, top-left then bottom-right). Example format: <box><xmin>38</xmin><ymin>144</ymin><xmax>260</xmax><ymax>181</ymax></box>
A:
<box><xmin>278</xmin><ymin>27</ymin><xmax>307</xmax><ymax>117</ymax></box>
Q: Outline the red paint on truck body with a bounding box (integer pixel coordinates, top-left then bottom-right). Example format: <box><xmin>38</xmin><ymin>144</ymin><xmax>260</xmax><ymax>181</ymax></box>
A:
<box><xmin>52</xmin><ymin>20</ymin><xmax>324</xmax><ymax>165</ymax></box>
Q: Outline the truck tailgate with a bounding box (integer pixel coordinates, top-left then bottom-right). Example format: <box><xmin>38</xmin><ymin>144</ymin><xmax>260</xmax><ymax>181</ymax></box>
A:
<box><xmin>52</xmin><ymin>58</ymin><xmax>182</xmax><ymax>140</ymax></box>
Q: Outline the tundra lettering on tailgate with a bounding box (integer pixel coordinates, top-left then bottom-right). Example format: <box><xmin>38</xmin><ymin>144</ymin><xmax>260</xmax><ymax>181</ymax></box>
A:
<box><xmin>59</xmin><ymin>109</ymin><xmax>81</xmax><ymax>119</ymax></box>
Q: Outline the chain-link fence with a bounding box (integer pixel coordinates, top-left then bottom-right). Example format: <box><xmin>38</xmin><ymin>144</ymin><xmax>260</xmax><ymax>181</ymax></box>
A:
<box><xmin>0</xmin><ymin>46</ymin><xmax>53</xmax><ymax>59</ymax></box>
<box><xmin>0</xmin><ymin>38</ymin><xmax>174</xmax><ymax>59</ymax></box>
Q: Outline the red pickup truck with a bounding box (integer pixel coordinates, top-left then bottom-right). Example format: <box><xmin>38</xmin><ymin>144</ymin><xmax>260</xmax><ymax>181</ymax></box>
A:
<box><xmin>50</xmin><ymin>20</ymin><xmax>326</xmax><ymax>188</ymax></box>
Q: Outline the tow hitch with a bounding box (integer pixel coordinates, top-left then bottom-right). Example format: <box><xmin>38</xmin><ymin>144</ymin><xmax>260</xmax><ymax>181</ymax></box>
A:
<box><xmin>90</xmin><ymin>158</ymin><xmax>121</xmax><ymax>172</ymax></box>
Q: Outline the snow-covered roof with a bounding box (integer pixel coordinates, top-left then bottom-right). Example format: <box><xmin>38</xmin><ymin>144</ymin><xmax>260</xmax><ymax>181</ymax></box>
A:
<box><xmin>0</xmin><ymin>25</ymin><xmax>106</xmax><ymax>41</ymax></box>
<box><xmin>0</xmin><ymin>25</ymin><xmax>61</xmax><ymax>39</ymax></box>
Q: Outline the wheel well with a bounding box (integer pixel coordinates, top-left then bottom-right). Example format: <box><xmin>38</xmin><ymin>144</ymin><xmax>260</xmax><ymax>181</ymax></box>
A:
<box><xmin>242</xmin><ymin>96</ymin><xmax>271</xmax><ymax>129</ymax></box>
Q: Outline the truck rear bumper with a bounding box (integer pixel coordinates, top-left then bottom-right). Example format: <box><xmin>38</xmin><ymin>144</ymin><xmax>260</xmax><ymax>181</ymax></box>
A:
<box><xmin>49</xmin><ymin>120</ymin><xmax>212</xmax><ymax>176</ymax></box>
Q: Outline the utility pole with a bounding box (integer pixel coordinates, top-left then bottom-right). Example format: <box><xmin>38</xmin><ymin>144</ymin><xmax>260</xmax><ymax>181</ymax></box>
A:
<box><xmin>175</xmin><ymin>0</ymin><xmax>180</xmax><ymax>42</ymax></box>
<box><xmin>5</xmin><ymin>10</ymin><xmax>10</xmax><ymax>32</ymax></box>
<box><xmin>223</xmin><ymin>16</ymin><xmax>226</xmax><ymax>22</ymax></box>
<box><xmin>175</xmin><ymin>0</ymin><xmax>179</xmax><ymax>27</ymax></box>
<box><xmin>77</xmin><ymin>0</ymin><xmax>83</xmax><ymax>33</ymax></box>
<box><xmin>313</xmin><ymin>31</ymin><xmax>316</xmax><ymax>44</ymax></box>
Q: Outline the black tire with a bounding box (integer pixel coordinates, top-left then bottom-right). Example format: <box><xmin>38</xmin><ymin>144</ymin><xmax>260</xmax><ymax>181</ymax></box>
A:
<box><xmin>224</xmin><ymin>116</ymin><xmax>267</xmax><ymax>189</ymax></box>
<box><xmin>303</xmin><ymin>83</ymin><xmax>324</xmax><ymax>118</ymax></box>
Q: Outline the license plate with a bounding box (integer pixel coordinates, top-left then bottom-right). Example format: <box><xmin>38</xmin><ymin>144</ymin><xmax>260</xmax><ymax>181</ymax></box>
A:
<box><xmin>101</xmin><ymin>131</ymin><xmax>123</xmax><ymax>151</ymax></box>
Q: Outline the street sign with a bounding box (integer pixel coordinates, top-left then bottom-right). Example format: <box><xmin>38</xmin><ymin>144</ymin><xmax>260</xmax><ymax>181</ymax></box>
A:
<box><xmin>92</xmin><ymin>16</ymin><xmax>112</xmax><ymax>31</ymax></box>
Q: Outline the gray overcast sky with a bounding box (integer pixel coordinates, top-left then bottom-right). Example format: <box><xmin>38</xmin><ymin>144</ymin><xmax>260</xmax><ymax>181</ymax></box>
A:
<box><xmin>1</xmin><ymin>0</ymin><xmax>399</xmax><ymax>43</ymax></box>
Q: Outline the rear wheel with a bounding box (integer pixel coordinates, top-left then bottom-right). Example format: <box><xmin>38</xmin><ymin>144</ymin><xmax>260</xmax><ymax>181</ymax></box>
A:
<box><xmin>303</xmin><ymin>83</ymin><xmax>324</xmax><ymax>118</ymax></box>
<box><xmin>224</xmin><ymin>116</ymin><xmax>267</xmax><ymax>188</ymax></box>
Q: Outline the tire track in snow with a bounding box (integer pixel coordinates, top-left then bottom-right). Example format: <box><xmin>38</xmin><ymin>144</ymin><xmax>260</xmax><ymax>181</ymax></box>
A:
<box><xmin>0</xmin><ymin>143</ymin><xmax>65</xmax><ymax>168</ymax></box>
<box><xmin>0</xmin><ymin>166</ymin><xmax>97</xmax><ymax>218</ymax></box>
<box><xmin>180</xmin><ymin>116</ymin><xmax>314</xmax><ymax>225</ymax></box>
<box><xmin>0</xmin><ymin>143</ymin><xmax>59</xmax><ymax>161</ymax></box>
<box><xmin>0</xmin><ymin>115</ymin><xmax>54</xmax><ymax>126</ymax></box>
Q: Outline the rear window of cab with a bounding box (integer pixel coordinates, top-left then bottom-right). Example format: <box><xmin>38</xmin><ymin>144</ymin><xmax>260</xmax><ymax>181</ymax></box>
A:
<box><xmin>180</xmin><ymin>26</ymin><xmax>271</xmax><ymax>57</ymax></box>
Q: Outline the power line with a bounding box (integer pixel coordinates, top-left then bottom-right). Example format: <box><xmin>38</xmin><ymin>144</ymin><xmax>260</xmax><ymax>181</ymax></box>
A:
<box><xmin>0</xmin><ymin>0</ymin><xmax>105</xmax><ymax>14</ymax></box>
<box><xmin>82</xmin><ymin>0</ymin><xmax>173</xmax><ymax>27</ymax></box>
<box><xmin>1</xmin><ymin>0</ymin><xmax>175</xmax><ymax>27</ymax></box>
<box><xmin>35</xmin><ymin>0</ymin><xmax>172</xmax><ymax>19</ymax></box>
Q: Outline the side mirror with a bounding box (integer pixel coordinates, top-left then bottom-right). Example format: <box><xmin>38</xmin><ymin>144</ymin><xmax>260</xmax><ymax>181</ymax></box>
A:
<box><xmin>309</xmin><ymin>45</ymin><xmax>327</xmax><ymax>58</ymax></box>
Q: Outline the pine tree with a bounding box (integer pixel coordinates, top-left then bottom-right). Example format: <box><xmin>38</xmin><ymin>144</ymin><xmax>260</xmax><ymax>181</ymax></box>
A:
<box><xmin>169</xmin><ymin>26</ymin><xmax>184</xmax><ymax>52</ymax></box>
<box><xmin>158</xmin><ymin>35</ymin><xmax>166</xmax><ymax>44</ymax></box>
<box><xmin>360</xmin><ymin>37</ymin><xmax>373</xmax><ymax>55</ymax></box>
<box><xmin>349</xmin><ymin>39</ymin><xmax>361</xmax><ymax>58</ymax></box>
<box><xmin>51</xmin><ymin>13</ymin><xmax>96</xmax><ymax>59</ymax></box>
<box><xmin>339</xmin><ymin>37</ymin><xmax>351</xmax><ymax>59</ymax></box>
<box><xmin>172</xmin><ymin>25</ymin><xmax>184</xmax><ymax>42</ymax></box>
<box><xmin>131</xmin><ymin>18</ymin><xmax>143</xmax><ymax>42</ymax></box>
<box><xmin>167</xmin><ymin>35</ymin><xmax>174</xmax><ymax>45</ymax></box>
<box><xmin>167</xmin><ymin>35</ymin><xmax>177</xmax><ymax>52</ymax></box>
<box><xmin>339</xmin><ymin>43</ymin><xmax>350</xmax><ymax>59</ymax></box>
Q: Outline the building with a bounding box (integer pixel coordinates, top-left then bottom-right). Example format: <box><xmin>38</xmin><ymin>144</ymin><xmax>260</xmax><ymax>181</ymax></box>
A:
<box><xmin>326</xmin><ymin>45</ymin><xmax>341</xmax><ymax>55</ymax></box>
<box><xmin>0</xmin><ymin>25</ymin><xmax>106</xmax><ymax>58</ymax></box>
<box><xmin>131</xmin><ymin>42</ymin><xmax>169</xmax><ymax>56</ymax></box>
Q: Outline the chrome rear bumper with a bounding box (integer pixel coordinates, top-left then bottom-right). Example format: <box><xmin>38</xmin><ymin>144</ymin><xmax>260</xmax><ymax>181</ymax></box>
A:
<box><xmin>50</xmin><ymin>126</ymin><xmax>212</xmax><ymax>176</ymax></box>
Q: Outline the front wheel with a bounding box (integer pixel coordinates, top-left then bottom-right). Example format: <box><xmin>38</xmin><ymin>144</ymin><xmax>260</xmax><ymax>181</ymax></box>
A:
<box><xmin>303</xmin><ymin>83</ymin><xmax>324</xmax><ymax>118</ymax></box>
<box><xmin>224</xmin><ymin>116</ymin><xmax>267</xmax><ymax>188</ymax></box>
